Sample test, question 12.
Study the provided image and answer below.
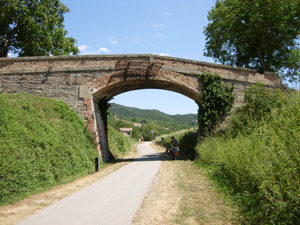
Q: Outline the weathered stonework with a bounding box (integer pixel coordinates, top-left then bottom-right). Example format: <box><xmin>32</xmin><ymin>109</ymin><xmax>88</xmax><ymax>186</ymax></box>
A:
<box><xmin>0</xmin><ymin>54</ymin><xmax>282</xmax><ymax>161</ymax></box>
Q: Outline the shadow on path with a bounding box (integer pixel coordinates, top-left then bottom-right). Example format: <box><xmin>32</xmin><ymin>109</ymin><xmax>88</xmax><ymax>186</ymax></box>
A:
<box><xmin>114</xmin><ymin>152</ymin><xmax>184</xmax><ymax>163</ymax></box>
<box><xmin>115</xmin><ymin>153</ymin><xmax>162</xmax><ymax>163</ymax></box>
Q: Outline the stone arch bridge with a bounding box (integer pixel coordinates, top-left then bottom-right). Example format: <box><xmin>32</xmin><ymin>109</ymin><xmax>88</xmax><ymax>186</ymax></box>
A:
<box><xmin>0</xmin><ymin>54</ymin><xmax>281</xmax><ymax>161</ymax></box>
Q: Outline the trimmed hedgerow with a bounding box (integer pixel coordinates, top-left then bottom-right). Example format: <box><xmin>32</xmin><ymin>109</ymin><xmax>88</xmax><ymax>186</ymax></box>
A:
<box><xmin>158</xmin><ymin>130</ymin><xmax>198</xmax><ymax>160</ymax></box>
<box><xmin>0</xmin><ymin>93</ymin><xmax>97</xmax><ymax>205</ymax></box>
<box><xmin>107</xmin><ymin>125</ymin><xmax>134</xmax><ymax>158</ymax></box>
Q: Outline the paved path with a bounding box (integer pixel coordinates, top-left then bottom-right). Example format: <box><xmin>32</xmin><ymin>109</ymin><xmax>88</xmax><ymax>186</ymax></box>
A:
<box><xmin>18</xmin><ymin>142</ymin><xmax>161</xmax><ymax>225</ymax></box>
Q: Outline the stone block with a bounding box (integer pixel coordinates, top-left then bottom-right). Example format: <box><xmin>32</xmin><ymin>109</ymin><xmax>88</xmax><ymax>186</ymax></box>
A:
<box><xmin>79</xmin><ymin>85</ymin><xmax>91</xmax><ymax>99</ymax></box>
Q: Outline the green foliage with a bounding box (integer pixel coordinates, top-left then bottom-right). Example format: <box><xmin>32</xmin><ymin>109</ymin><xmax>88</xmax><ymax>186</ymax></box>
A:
<box><xmin>230</xmin><ymin>83</ymin><xmax>286</xmax><ymax>135</ymax></box>
<box><xmin>108</xmin><ymin>116</ymin><xmax>133</xmax><ymax>130</ymax></box>
<box><xmin>139</xmin><ymin>121</ymin><xmax>167</xmax><ymax>141</ymax></box>
<box><xmin>108</xmin><ymin>115</ymin><xmax>170</xmax><ymax>142</ymax></box>
<box><xmin>158</xmin><ymin>130</ymin><xmax>198</xmax><ymax>160</ymax></box>
<box><xmin>0</xmin><ymin>93</ymin><xmax>97</xmax><ymax>205</ymax></box>
<box><xmin>107</xmin><ymin>125</ymin><xmax>133</xmax><ymax>158</ymax></box>
<box><xmin>108</xmin><ymin>103</ymin><xmax>199</xmax><ymax>142</ymax></box>
<box><xmin>204</xmin><ymin>0</ymin><xmax>300</xmax><ymax>81</ymax></box>
<box><xmin>178</xmin><ymin>132</ymin><xmax>198</xmax><ymax>160</ymax></box>
<box><xmin>0</xmin><ymin>0</ymin><xmax>79</xmax><ymax>57</ymax></box>
<box><xmin>196</xmin><ymin>86</ymin><xmax>300</xmax><ymax>224</ymax></box>
<box><xmin>198</xmin><ymin>72</ymin><xmax>235</xmax><ymax>137</ymax></box>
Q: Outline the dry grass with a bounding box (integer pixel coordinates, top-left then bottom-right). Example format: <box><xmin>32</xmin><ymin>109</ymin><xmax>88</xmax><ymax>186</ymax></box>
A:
<box><xmin>0</xmin><ymin>144</ymin><xmax>138</xmax><ymax>225</ymax></box>
<box><xmin>174</xmin><ymin>161</ymin><xmax>237</xmax><ymax>225</ymax></box>
<box><xmin>132</xmin><ymin>160</ymin><xmax>181</xmax><ymax>225</ymax></box>
<box><xmin>133</xmin><ymin>144</ymin><xmax>237</xmax><ymax>225</ymax></box>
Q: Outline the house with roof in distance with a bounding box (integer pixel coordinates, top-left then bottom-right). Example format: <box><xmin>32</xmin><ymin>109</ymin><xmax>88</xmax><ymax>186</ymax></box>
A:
<box><xmin>119</xmin><ymin>128</ymin><xmax>133</xmax><ymax>137</ymax></box>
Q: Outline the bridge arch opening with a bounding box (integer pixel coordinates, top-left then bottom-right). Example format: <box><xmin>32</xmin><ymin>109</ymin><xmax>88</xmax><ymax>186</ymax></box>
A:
<box><xmin>109</xmin><ymin>89</ymin><xmax>199</xmax><ymax>139</ymax></box>
<box><xmin>87</xmin><ymin>71</ymin><xmax>202</xmax><ymax>162</ymax></box>
<box><xmin>110</xmin><ymin>89</ymin><xmax>199</xmax><ymax>116</ymax></box>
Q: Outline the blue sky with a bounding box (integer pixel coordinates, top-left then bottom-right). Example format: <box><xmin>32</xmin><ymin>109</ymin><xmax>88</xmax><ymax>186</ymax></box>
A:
<box><xmin>60</xmin><ymin>0</ymin><xmax>218</xmax><ymax>115</ymax></box>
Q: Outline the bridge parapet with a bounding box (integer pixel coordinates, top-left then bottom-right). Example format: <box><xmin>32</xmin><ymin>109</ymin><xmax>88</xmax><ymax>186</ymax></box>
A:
<box><xmin>0</xmin><ymin>54</ymin><xmax>280</xmax><ymax>83</ymax></box>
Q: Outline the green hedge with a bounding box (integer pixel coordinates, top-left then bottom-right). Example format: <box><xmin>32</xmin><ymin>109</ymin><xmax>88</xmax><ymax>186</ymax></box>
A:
<box><xmin>0</xmin><ymin>93</ymin><xmax>97</xmax><ymax>205</ymax></box>
<box><xmin>196</xmin><ymin>85</ymin><xmax>300</xmax><ymax>224</ymax></box>
<box><xmin>158</xmin><ymin>130</ymin><xmax>198</xmax><ymax>160</ymax></box>
<box><xmin>107</xmin><ymin>125</ymin><xmax>134</xmax><ymax>158</ymax></box>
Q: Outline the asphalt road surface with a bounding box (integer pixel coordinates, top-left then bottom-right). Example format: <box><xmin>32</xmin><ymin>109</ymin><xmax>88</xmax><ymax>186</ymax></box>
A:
<box><xmin>18</xmin><ymin>142</ymin><xmax>161</xmax><ymax>225</ymax></box>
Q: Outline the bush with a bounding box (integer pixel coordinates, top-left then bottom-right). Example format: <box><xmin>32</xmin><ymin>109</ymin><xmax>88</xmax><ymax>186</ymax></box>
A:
<box><xmin>0</xmin><ymin>93</ymin><xmax>97</xmax><ymax>205</ymax></box>
<box><xmin>196</xmin><ymin>86</ymin><xmax>300</xmax><ymax>224</ymax></box>
<box><xmin>159</xmin><ymin>130</ymin><xmax>198</xmax><ymax>160</ymax></box>
<box><xmin>230</xmin><ymin>83</ymin><xmax>286</xmax><ymax>136</ymax></box>
<box><xmin>107</xmin><ymin>125</ymin><xmax>133</xmax><ymax>158</ymax></box>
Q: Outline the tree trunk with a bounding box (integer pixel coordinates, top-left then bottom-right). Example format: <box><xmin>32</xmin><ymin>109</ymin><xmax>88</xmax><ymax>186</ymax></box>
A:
<box><xmin>256</xmin><ymin>47</ymin><xmax>266</xmax><ymax>73</ymax></box>
<box><xmin>0</xmin><ymin>41</ymin><xmax>9</xmax><ymax>57</ymax></box>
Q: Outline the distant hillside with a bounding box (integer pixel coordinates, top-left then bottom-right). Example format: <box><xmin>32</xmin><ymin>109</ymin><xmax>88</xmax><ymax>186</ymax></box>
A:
<box><xmin>108</xmin><ymin>103</ymin><xmax>197</xmax><ymax>131</ymax></box>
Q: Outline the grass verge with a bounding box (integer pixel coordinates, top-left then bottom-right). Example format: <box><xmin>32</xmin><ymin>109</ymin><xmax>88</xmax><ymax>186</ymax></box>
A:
<box><xmin>196</xmin><ymin>86</ymin><xmax>300</xmax><ymax>224</ymax></box>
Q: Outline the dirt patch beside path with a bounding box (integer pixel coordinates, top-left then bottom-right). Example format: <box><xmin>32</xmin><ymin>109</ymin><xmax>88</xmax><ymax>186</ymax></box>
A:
<box><xmin>133</xmin><ymin>144</ymin><xmax>237</xmax><ymax>225</ymax></box>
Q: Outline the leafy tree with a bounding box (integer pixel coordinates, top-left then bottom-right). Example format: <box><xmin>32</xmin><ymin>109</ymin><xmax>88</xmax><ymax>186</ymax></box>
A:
<box><xmin>0</xmin><ymin>0</ymin><xmax>78</xmax><ymax>57</ymax></box>
<box><xmin>204</xmin><ymin>0</ymin><xmax>300</xmax><ymax>82</ymax></box>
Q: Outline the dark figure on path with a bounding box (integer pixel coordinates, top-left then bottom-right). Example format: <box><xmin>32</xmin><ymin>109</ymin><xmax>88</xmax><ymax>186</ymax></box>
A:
<box><xmin>170</xmin><ymin>136</ymin><xmax>179</xmax><ymax>148</ymax></box>
<box><xmin>166</xmin><ymin>137</ymin><xmax>179</xmax><ymax>160</ymax></box>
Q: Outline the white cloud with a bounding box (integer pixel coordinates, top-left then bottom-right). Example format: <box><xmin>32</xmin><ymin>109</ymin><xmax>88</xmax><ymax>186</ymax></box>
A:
<box><xmin>153</xmin><ymin>52</ymin><xmax>170</xmax><ymax>57</ymax></box>
<box><xmin>99</xmin><ymin>47</ymin><xmax>110</xmax><ymax>53</ymax></box>
<box><xmin>77</xmin><ymin>45</ymin><xmax>111</xmax><ymax>55</ymax></box>
<box><xmin>78</xmin><ymin>45</ymin><xmax>88</xmax><ymax>52</ymax></box>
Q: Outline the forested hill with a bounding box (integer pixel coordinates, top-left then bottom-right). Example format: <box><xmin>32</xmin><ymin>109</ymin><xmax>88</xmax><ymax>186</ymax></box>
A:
<box><xmin>108</xmin><ymin>103</ymin><xmax>197</xmax><ymax>128</ymax></box>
